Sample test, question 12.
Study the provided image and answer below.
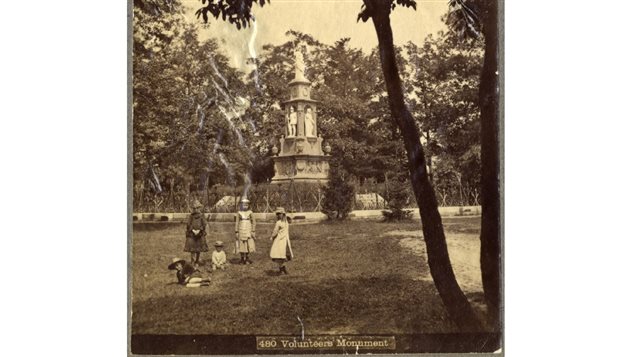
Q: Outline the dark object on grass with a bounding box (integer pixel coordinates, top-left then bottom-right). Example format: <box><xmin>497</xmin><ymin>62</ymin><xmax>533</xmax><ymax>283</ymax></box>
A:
<box><xmin>168</xmin><ymin>258</ymin><xmax>196</xmax><ymax>284</ymax></box>
<box><xmin>457</xmin><ymin>207</ymin><xmax>473</xmax><ymax>216</ymax></box>
<box><xmin>382</xmin><ymin>208</ymin><xmax>413</xmax><ymax>221</ymax></box>
<box><xmin>168</xmin><ymin>258</ymin><xmax>187</xmax><ymax>270</ymax></box>
<box><xmin>168</xmin><ymin>258</ymin><xmax>207</xmax><ymax>286</ymax></box>
<box><xmin>176</xmin><ymin>265</ymin><xmax>197</xmax><ymax>285</ymax></box>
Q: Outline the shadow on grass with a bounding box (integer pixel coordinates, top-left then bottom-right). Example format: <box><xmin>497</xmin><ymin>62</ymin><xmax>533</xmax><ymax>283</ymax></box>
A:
<box><xmin>465</xmin><ymin>291</ymin><xmax>485</xmax><ymax>303</ymax></box>
<box><xmin>131</xmin><ymin>274</ymin><xmax>469</xmax><ymax>335</ymax></box>
<box><xmin>264</xmin><ymin>269</ymin><xmax>281</xmax><ymax>276</ymax></box>
<box><xmin>132</xmin><ymin>218</ymin><xmax>490</xmax><ymax>336</ymax></box>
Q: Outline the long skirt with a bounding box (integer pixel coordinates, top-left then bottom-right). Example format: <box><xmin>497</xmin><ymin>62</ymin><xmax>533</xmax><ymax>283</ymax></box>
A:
<box><xmin>237</xmin><ymin>238</ymin><xmax>256</xmax><ymax>253</ymax></box>
<box><xmin>184</xmin><ymin>236</ymin><xmax>209</xmax><ymax>253</ymax></box>
<box><xmin>270</xmin><ymin>237</ymin><xmax>293</xmax><ymax>260</ymax></box>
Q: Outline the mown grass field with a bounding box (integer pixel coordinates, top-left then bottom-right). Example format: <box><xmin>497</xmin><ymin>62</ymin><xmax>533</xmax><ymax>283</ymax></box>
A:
<box><xmin>131</xmin><ymin>217</ymin><xmax>487</xmax><ymax>335</ymax></box>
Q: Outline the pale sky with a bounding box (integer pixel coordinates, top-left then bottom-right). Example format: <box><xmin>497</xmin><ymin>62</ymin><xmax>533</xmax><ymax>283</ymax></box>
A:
<box><xmin>181</xmin><ymin>0</ymin><xmax>449</xmax><ymax>71</ymax></box>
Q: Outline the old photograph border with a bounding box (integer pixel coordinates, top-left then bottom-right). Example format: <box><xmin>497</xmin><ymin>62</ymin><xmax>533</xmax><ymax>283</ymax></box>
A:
<box><xmin>4</xmin><ymin>1</ymin><xmax>635</xmax><ymax>357</ymax></box>
<box><xmin>128</xmin><ymin>0</ymin><xmax>504</xmax><ymax>355</ymax></box>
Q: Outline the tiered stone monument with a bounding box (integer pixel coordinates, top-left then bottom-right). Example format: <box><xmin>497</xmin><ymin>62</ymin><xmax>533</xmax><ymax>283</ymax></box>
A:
<box><xmin>271</xmin><ymin>50</ymin><xmax>330</xmax><ymax>183</ymax></box>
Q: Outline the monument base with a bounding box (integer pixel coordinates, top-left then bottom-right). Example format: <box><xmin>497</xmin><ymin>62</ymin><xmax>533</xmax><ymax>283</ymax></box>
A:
<box><xmin>271</xmin><ymin>154</ymin><xmax>330</xmax><ymax>184</ymax></box>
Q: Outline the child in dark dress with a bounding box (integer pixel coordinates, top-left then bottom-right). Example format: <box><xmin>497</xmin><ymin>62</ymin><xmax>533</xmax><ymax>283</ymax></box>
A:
<box><xmin>168</xmin><ymin>258</ymin><xmax>211</xmax><ymax>287</ymax></box>
<box><xmin>184</xmin><ymin>200</ymin><xmax>209</xmax><ymax>267</ymax></box>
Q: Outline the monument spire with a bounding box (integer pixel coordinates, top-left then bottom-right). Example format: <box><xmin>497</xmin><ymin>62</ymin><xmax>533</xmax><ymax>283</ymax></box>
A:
<box><xmin>294</xmin><ymin>50</ymin><xmax>306</xmax><ymax>80</ymax></box>
<box><xmin>270</xmin><ymin>46</ymin><xmax>330</xmax><ymax>183</ymax></box>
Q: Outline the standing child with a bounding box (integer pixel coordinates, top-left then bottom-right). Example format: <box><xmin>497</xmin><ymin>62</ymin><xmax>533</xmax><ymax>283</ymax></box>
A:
<box><xmin>211</xmin><ymin>241</ymin><xmax>227</xmax><ymax>270</ymax></box>
<box><xmin>168</xmin><ymin>258</ymin><xmax>211</xmax><ymax>287</ymax></box>
<box><xmin>269</xmin><ymin>207</ymin><xmax>294</xmax><ymax>275</ymax></box>
<box><xmin>184</xmin><ymin>200</ymin><xmax>209</xmax><ymax>267</ymax></box>
<box><xmin>235</xmin><ymin>197</ymin><xmax>256</xmax><ymax>264</ymax></box>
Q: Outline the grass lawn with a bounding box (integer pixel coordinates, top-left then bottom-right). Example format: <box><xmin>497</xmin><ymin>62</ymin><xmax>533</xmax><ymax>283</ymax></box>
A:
<box><xmin>131</xmin><ymin>217</ymin><xmax>487</xmax><ymax>335</ymax></box>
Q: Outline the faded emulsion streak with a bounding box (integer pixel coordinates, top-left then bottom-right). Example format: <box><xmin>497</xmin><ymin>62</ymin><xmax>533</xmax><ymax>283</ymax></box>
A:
<box><xmin>296</xmin><ymin>316</ymin><xmax>304</xmax><ymax>340</ymax></box>
<box><xmin>206</xmin><ymin>55</ymin><xmax>263</xmax><ymax>196</ymax></box>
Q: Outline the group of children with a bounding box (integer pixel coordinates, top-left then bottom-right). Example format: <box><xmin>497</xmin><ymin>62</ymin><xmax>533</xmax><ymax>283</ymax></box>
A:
<box><xmin>167</xmin><ymin>239</ymin><xmax>227</xmax><ymax>287</ymax></box>
<box><xmin>168</xmin><ymin>198</ymin><xmax>294</xmax><ymax>287</ymax></box>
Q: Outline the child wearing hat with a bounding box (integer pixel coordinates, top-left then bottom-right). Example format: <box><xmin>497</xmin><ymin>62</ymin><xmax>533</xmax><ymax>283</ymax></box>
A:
<box><xmin>184</xmin><ymin>200</ymin><xmax>209</xmax><ymax>267</ymax></box>
<box><xmin>269</xmin><ymin>207</ymin><xmax>294</xmax><ymax>275</ymax></box>
<box><xmin>235</xmin><ymin>197</ymin><xmax>256</xmax><ymax>264</ymax></box>
<box><xmin>211</xmin><ymin>241</ymin><xmax>227</xmax><ymax>271</ymax></box>
<box><xmin>168</xmin><ymin>258</ymin><xmax>211</xmax><ymax>287</ymax></box>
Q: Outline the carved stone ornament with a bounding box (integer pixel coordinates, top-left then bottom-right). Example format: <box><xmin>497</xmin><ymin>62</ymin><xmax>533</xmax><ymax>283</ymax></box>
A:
<box><xmin>284</xmin><ymin>162</ymin><xmax>294</xmax><ymax>176</ymax></box>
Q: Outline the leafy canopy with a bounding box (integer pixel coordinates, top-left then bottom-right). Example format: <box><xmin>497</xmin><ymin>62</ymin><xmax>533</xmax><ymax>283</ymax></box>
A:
<box><xmin>196</xmin><ymin>0</ymin><xmax>270</xmax><ymax>29</ymax></box>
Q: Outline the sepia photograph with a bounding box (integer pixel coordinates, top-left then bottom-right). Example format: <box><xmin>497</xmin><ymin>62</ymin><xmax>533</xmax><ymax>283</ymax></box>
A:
<box><xmin>130</xmin><ymin>0</ymin><xmax>502</xmax><ymax>354</ymax></box>
<box><xmin>3</xmin><ymin>1</ymin><xmax>634</xmax><ymax>357</ymax></box>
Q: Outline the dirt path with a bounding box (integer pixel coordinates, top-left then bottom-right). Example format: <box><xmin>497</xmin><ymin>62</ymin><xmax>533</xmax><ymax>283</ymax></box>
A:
<box><xmin>384</xmin><ymin>230</ymin><xmax>483</xmax><ymax>295</ymax></box>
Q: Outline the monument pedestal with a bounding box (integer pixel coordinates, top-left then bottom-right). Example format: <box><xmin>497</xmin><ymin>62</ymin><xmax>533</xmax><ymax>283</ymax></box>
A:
<box><xmin>271</xmin><ymin>136</ymin><xmax>330</xmax><ymax>183</ymax></box>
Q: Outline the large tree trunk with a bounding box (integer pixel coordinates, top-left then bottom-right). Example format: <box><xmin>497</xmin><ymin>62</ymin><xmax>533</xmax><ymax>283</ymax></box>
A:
<box><xmin>366</xmin><ymin>0</ymin><xmax>481</xmax><ymax>331</ymax></box>
<box><xmin>479</xmin><ymin>0</ymin><xmax>502</xmax><ymax>330</ymax></box>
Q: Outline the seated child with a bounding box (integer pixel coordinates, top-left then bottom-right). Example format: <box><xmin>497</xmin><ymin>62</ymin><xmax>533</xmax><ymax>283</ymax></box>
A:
<box><xmin>168</xmin><ymin>257</ymin><xmax>211</xmax><ymax>287</ymax></box>
<box><xmin>211</xmin><ymin>241</ymin><xmax>227</xmax><ymax>270</ymax></box>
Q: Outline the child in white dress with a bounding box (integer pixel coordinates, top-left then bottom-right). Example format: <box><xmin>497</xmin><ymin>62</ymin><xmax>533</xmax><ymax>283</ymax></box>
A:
<box><xmin>269</xmin><ymin>207</ymin><xmax>294</xmax><ymax>275</ymax></box>
<box><xmin>211</xmin><ymin>241</ymin><xmax>227</xmax><ymax>271</ymax></box>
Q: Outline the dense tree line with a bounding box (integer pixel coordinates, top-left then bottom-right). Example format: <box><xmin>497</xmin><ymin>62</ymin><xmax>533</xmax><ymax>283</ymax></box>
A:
<box><xmin>133</xmin><ymin>2</ymin><xmax>483</xmax><ymax>211</ymax></box>
<box><xmin>133</xmin><ymin>1</ymin><xmax>271</xmax><ymax>211</ymax></box>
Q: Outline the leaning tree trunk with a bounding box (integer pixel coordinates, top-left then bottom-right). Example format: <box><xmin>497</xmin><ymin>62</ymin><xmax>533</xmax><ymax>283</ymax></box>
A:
<box><xmin>367</xmin><ymin>0</ymin><xmax>481</xmax><ymax>331</ymax></box>
<box><xmin>479</xmin><ymin>0</ymin><xmax>502</xmax><ymax>330</ymax></box>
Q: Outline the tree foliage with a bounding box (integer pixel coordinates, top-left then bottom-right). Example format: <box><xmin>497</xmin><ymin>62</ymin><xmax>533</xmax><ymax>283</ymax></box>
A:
<box><xmin>405</xmin><ymin>30</ymin><xmax>483</xmax><ymax>205</ymax></box>
<box><xmin>381</xmin><ymin>172</ymin><xmax>413</xmax><ymax>221</ymax></box>
<box><xmin>321</xmin><ymin>163</ymin><xmax>355</xmax><ymax>220</ymax></box>
<box><xmin>196</xmin><ymin>0</ymin><xmax>270</xmax><ymax>29</ymax></box>
<box><xmin>447</xmin><ymin>0</ymin><xmax>481</xmax><ymax>40</ymax></box>
<box><xmin>191</xmin><ymin>4</ymin><xmax>483</xmax><ymax>203</ymax></box>
<box><xmin>357</xmin><ymin>0</ymin><xmax>416</xmax><ymax>22</ymax></box>
<box><xmin>133</xmin><ymin>0</ymin><xmax>268</xmax><ymax>210</ymax></box>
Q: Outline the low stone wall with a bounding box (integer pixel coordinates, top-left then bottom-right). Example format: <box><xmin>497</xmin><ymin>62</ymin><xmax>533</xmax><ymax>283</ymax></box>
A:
<box><xmin>132</xmin><ymin>206</ymin><xmax>481</xmax><ymax>223</ymax></box>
